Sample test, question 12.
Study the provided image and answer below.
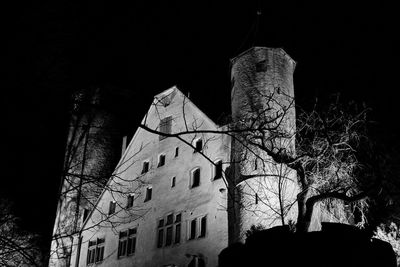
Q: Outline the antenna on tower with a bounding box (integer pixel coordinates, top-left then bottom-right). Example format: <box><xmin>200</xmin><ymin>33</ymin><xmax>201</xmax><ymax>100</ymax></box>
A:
<box><xmin>233</xmin><ymin>5</ymin><xmax>263</xmax><ymax>56</ymax></box>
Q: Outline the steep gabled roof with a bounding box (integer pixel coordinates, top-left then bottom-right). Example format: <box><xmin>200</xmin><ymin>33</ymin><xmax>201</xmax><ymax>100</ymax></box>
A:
<box><xmin>81</xmin><ymin>85</ymin><xmax>218</xmax><ymax>229</ymax></box>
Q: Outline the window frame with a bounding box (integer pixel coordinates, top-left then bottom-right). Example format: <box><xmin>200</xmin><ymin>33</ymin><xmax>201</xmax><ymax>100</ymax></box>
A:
<box><xmin>126</xmin><ymin>194</ymin><xmax>134</xmax><ymax>209</ymax></box>
<box><xmin>108</xmin><ymin>201</ymin><xmax>116</xmax><ymax>215</ymax></box>
<box><xmin>213</xmin><ymin>160</ymin><xmax>223</xmax><ymax>180</ymax></box>
<box><xmin>144</xmin><ymin>186</ymin><xmax>152</xmax><ymax>202</ymax></box>
<box><xmin>157</xmin><ymin>154</ymin><xmax>166</xmax><ymax>167</ymax></box>
<box><xmin>157</xmin><ymin>213</ymin><xmax>182</xmax><ymax>248</ymax></box>
<box><xmin>190</xmin><ymin>168</ymin><xmax>201</xmax><ymax>188</ymax></box>
<box><xmin>159</xmin><ymin>116</ymin><xmax>172</xmax><ymax>140</ymax></box>
<box><xmin>193</xmin><ymin>138</ymin><xmax>203</xmax><ymax>153</ymax></box>
<box><xmin>86</xmin><ymin>237</ymin><xmax>105</xmax><ymax>265</ymax></box>
<box><xmin>117</xmin><ymin>228</ymin><xmax>137</xmax><ymax>258</ymax></box>
<box><xmin>141</xmin><ymin>160</ymin><xmax>150</xmax><ymax>174</ymax></box>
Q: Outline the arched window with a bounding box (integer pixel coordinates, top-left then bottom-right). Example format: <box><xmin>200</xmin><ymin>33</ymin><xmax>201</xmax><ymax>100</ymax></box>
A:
<box><xmin>191</xmin><ymin>168</ymin><xmax>200</xmax><ymax>188</ymax></box>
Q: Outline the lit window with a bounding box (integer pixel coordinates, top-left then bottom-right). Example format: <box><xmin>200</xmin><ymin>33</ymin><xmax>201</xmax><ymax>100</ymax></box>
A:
<box><xmin>157</xmin><ymin>213</ymin><xmax>182</xmax><ymax>248</ymax></box>
<box><xmin>191</xmin><ymin>168</ymin><xmax>200</xmax><ymax>188</ymax></box>
<box><xmin>118</xmin><ymin>228</ymin><xmax>137</xmax><ymax>258</ymax></box>
<box><xmin>144</xmin><ymin>186</ymin><xmax>152</xmax><ymax>202</ymax></box>
<box><xmin>171</xmin><ymin>177</ymin><xmax>176</xmax><ymax>188</ymax></box>
<box><xmin>194</xmin><ymin>139</ymin><xmax>203</xmax><ymax>153</ymax></box>
<box><xmin>126</xmin><ymin>194</ymin><xmax>134</xmax><ymax>208</ymax></box>
<box><xmin>159</xmin><ymin>116</ymin><xmax>172</xmax><ymax>140</ymax></box>
<box><xmin>108</xmin><ymin>201</ymin><xmax>116</xmax><ymax>215</ymax></box>
<box><xmin>214</xmin><ymin>160</ymin><xmax>223</xmax><ymax>180</ymax></box>
<box><xmin>141</xmin><ymin>161</ymin><xmax>149</xmax><ymax>174</ymax></box>
<box><xmin>87</xmin><ymin>237</ymin><xmax>105</xmax><ymax>265</ymax></box>
<box><xmin>158</xmin><ymin>154</ymin><xmax>166</xmax><ymax>167</ymax></box>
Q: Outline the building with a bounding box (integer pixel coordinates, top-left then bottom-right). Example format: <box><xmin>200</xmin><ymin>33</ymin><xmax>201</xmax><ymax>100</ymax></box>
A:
<box><xmin>50</xmin><ymin>47</ymin><xmax>343</xmax><ymax>267</ymax></box>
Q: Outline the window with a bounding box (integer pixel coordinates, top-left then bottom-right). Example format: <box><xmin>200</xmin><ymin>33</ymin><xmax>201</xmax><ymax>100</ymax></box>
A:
<box><xmin>82</xmin><ymin>208</ymin><xmax>89</xmax><ymax>222</ymax></box>
<box><xmin>191</xmin><ymin>168</ymin><xmax>200</xmax><ymax>188</ymax></box>
<box><xmin>189</xmin><ymin>219</ymin><xmax>197</xmax><ymax>240</ymax></box>
<box><xmin>87</xmin><ymin>237</ymin><xmax>105</xmax><ymax>265</ymax></box>
<box><xmin>118</xmin><ymin>228</ymin><xmax>137</xmax><ymax>258</ymax></box>
<box><xmin>108</xmin><ymin>201</ymin><xmax>116</xmax><ymax>215</ymax></box>
<box><xmin>213</xmin><ymin>160</ymin><xmax>223</xmax><ymax>180</ymax></box>
<box><xmin>175</xmin><ymin>147</ymin><xmax>179</xmax><ymax>158</ymax></box>
<box><xmin>194</xmin><ymin>139</ymin><xmax>203</xmax><ymax>153</ymax></box>
<box><xmin>188</xmin><ymin>215</ymin><xmax>207</xmax><ymax>240</ymax></box>
<box><xmin>126</xmin><ymin>194</ymin><xmax>134</xmax><ymax>208</ymax></box>
<box><xmin>255</xmin><ymin>193</ymin><xmax>259</xmax><ymax>205</ymax></box>
<box><xmin>159</xmin><ymin>116</ymin><xmax>172</xmax><ymax>140</ymax></box>
<box><xmin>256</xmin><ymin>59</ymin><xmax>268</xmax><ymax>72</ymax></box>
<box><xmin>188</xmin><ymin>257</ymin><xmax>206</xmax><ymax>267</ymax></box>
<box><xmin>144</xmin><ymin>186</ymin><xmax>152</xmax><ymax>202</ymax></box>
<box><xmin>199</xmin><ymin>216</ymin><xmax>207</xmax><ymax>238</ymax></box>
<box><xmin>158</xmin><ymin>154</ymin><xmax>166</xmax><ymax>167</ymax></box>
<box><xmin>171</xmin><ymin>177</ymin><xmax>176</xmax><ymax>188</ymax></box>
<box><xmin>141</xmin><ymin>161</ymin><xmax>149</xmax><ymax>174</ymax></box>
<box><xmin>157</xmin><ymin>213</ymin><xmax>182</xmax><ymax>248</ymax></box>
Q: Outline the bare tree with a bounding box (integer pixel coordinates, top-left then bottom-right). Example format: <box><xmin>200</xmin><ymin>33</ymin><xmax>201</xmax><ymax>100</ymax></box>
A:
<box><xmin>0</xmin><ymin>199</ymin><xmax>43</xmax><ymax>267</ymax></box>
<box><xmin>140</xmin><ymin>91</ymin><xmax>389</xmax><ymax>235</ymax></box>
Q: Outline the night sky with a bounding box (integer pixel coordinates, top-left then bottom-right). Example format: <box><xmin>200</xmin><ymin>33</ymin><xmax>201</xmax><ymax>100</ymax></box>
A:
<box><xmin>1</xmin><ymin>1</ymin><xmax>398</xmax><ymax>252</ymax></box>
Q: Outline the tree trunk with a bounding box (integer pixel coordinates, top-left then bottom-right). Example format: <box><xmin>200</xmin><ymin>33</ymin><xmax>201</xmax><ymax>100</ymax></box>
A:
<box><xmin>296</xmin><ymin>189</ymin><xmax>314</xmax><ymax>233</ymax></box>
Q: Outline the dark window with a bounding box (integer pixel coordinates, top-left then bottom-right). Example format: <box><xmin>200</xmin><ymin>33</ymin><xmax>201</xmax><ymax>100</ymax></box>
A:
<box><xmin>214</xmin><ymin>161</ymin><xmax>223</xmax><ymax>180</ymax></box>
<box><xmin>118</xmin><ymin>228</ymin><xmax>137</xmax><ymax>258</ymax></box>
<box><xmin>165</xmin><ymin>226</ymin><xmax>173</xmax><ymax>246</ymax></box>
<box><xmin>159</xmin><ymin>116</ymin><xmax>172</xmax><ymax>140</ymax></box>
<box><xmin>175</xmin><ymin>147</ymin><xmax>179</xmax><ymax>157</ymax></box>
<box><xmin>174</xmin><ymin>223</ymin><xmax>181</xmax><ymax>244</ymax></box>
<box><xmin>199</xmin><ymin>216</ymin><xmax>207</xmax><ymax>238</ymax></box>
<box><xmin>108</xmin><ymin>201</ymin><xmax>116</xmax><ymax>215</ymax></box>
<box><xmin>189</xmin><ymin>219</ymin><xmax>197</xmax><ymax>240</ymax></box>
<box><xmin>157</xmin><ymin>228</ymin><xmax>164</xmax><ymax>248</ymax></box>
<box><xmin>171</xmin><ymin>177</ymin><xmax>176</xmax><ymax>188</ymax></box>
<box><xmin>157</xmin><ymin>213</ymin><xmax>181</xmax><ymax>248</ymax></box>
<box><xmin>83</xmin><ymin>208</ymin><xmax>89</xmax><ymax>222</ymax></box>
<box><xmin>126</xmin><ymin>194</ymin><xmax>134</xmax><ymax>208</ymax></box>
<box><xmin>255</xmin><ymin>193</ymin><xmax>259</xmax><ymax>205</ymax></box>
<box><xmin>141</xmin><ymin>161</ymin><xmax>149</xmax><ymax>174</ymax></box>
<box><xmin>191</xmin><ymin>169</ymin><xmax>200</xmax><ymax>188</ymax></box>
<box><xmin>158</xmin><ymin>154</ymin><xmax>165</xmax><ymax>167</ymax></box>
<box><xmin>87</xmin><ymin>238</ymin><xmax>105</xmax><ymax>264</ymax></box>
<box><xmin>256</xmin><ymin>59</ymin><xmax>268</xmax><ymax>72</ymax></box>
<box><xmin>198</xmin><ymin>258</ymin><xmax>206</xmax><ymax>267</ymax></box>
<box><xmin>194</xmin><ymin>139</ymin><xmax>203</xmax><ymax>153</ymax></box>
<box><xmin>144</xmin><ymin>187</ymin><xmax>152</xmax><ymax>202</ymax></box>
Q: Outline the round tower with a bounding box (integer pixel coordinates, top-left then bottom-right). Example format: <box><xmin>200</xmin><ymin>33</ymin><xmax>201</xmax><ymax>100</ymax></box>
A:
<box><xmin>50</xmin><ymin>87</ymin><xmax>132</xmax><ymax>267</ymax></box>
<box><xmin>230</xmin><ymin>47</ymin><xmax>297</xmax><ymax>242</ymax></box>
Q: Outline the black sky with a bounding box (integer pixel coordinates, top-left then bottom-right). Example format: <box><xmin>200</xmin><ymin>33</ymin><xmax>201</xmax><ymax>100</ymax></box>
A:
<box><xmin>1</xmin><ymin>1</ymin><xmax>398</xmax><ymax>251</ymax></box>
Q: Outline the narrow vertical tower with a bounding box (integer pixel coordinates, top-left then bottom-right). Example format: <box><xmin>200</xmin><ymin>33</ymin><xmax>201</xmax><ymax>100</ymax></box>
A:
<box><xmin>230</xmin><ymin>47</ymin><xmax>297</xmax><ymax>242</ymax></box>
<box><xmin>49</xmin><ymin>87</ymin><xmax>126</xmax><ymax>267</ymax></box>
